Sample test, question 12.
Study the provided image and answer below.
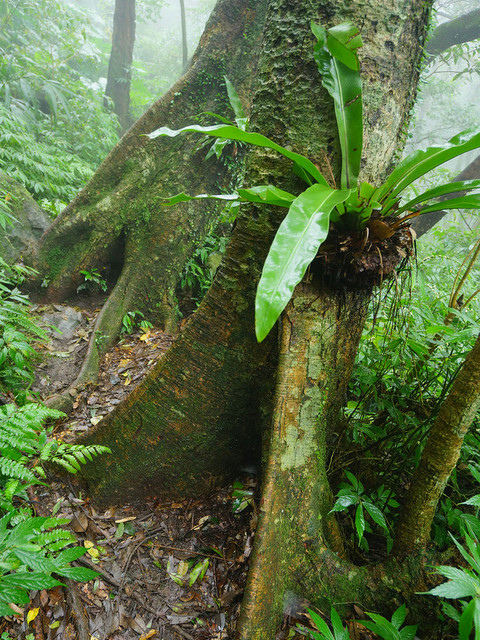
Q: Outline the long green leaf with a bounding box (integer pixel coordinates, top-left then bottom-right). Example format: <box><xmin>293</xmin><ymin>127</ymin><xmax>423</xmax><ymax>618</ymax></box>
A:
<box><xmin>394</xmin><ymin>179</ymin><xmax>480</xmax><ymax>215</ymax></box>
<box><xmin>255</xmin><ymin>184</ymin><xmax>352</xmax><ymax>342</ymax></box>
<box><xmin>160</xmin><ymin>185</ymin><xmax>296</xmax><ymax>209</ymax></box>
<box><xmin>147</xmin><ymin>124</ymin><xmax>328</xmax><ymax>186</ymax></box>
<box><xmin>416</xmin><ymin>193</ymin><xmax>480</xmax><ymax>214</ymax></box>
<box><xmin>223</xmin><ymin>76</ymin><xmax>247</xmax><ymax>129</ymax></box>
<box><xmin>237</xmin><ymin>185</ymin><xmax>296</xmax><ymax>208</ymax></box>
<box><xmin>374</xmin><ymin>130</ymin><xmax>480</xmax><ymax>204</ymax></box>
<box><xmin>312</xmin><ymin>22</ymin><xmax>363</xmax><ymax>189</ymax></box>
<box><xmin>459</xmin><ymin>599</ymin><xmax>475</xmax><ymax>640</ymax></box>
<box><xmin>160</xmin><ymin>192</ymin><xmax>239</xmax><ymax>206</ymax></box>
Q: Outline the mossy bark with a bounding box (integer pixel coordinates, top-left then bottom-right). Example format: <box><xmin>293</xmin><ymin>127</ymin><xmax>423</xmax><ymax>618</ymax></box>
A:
<box><xmin>32</xmin><ymin>0</ymin><xmax>267</xmax><ymax>401</ymax></box>
<box><xmin>0</xmin><ymin>171</ymin><xmax>50</xmax><ymax>263</ymax></box>
<box><xmin>61</xmin><ymin>0</ymin><xmax>459</xmax><ymax>634</ymax></box>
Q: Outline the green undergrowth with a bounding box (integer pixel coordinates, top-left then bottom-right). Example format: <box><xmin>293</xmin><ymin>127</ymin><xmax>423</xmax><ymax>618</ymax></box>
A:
<box><xmin>332</xmin><ymin>222</ymin><xmax>480</xmax><ymax>555</ymax></box>
<box><xmin>0</xmin><ymin>249</ymin><xmax>110</xmax><ymax>617</ymax></box>
<box><xmin>0</xmin><ymin>0</ymin><xmax>118</xmax><ymax>210</ymax></box>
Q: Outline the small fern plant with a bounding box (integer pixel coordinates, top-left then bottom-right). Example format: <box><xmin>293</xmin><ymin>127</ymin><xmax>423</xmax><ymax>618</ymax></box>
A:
<box><xmin>0</xmin><ymin>403</ymin><xmax>111</xmax><ymax>615</ymax></box>
<box><xmin>148</xmin><ymin>23</ymin><xmax>480</xmax><ymax>342</ymax></box>
<box><xmin>0</xmin><ymin>513</ymin><xmax>99</xmax><ymax>616</ymax></box>
<box><xmin>0</xmin><ymin>258</ymin><xmax>48</xmax><ymax>400</ymax></box>
<box><xmin>0</xmin><ymin>403</ymin><xmax>110</xmax><ymax>513</ymax></box>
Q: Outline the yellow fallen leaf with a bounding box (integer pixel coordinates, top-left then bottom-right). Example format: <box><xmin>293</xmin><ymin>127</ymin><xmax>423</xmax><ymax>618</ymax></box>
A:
<box><xmin>84</xmin><ymin>540</ymin><xmax>94</xmax><ymax>549</ymax></box>
<box><xmin>139</xmin><ymin>331</ymin><xmax>151</xmax><ymax>341</ymax></box>
<box><xmin>139</xmin><ymin>630</ymin><xmax>157</xmax><ymax>640</ymax></box>
<box><xmin>114</xmin><ymin>516</ymin><xmax>137</xmax><ymax>523</ymax></box>
<box><xmin>87</xmin><ymin>547</ymin><xmax>100</xmax><ymax>558</ymax></box>
<box><xmin>119</xmin><ymin>359</ymin><xmax>131</xmax><ymax>366</ymax></box>
<box><xmin>27</xmin><ymin>608</ymin><xmax>39</xmax><ymax>624</ymax></box>
<box><xmin>49</xmin><ymin>621</ymin><xmax>60</xmax><ymax>629</ymax></box>
<box><xmin>124</xmin><ymin>377</ymin><xmax>131</xmax><ymax>386</ymax></box>
<box><xmin>90</xmin><ymin>416</ymin><xmax>103</xmax><ymax>426</ymax></box>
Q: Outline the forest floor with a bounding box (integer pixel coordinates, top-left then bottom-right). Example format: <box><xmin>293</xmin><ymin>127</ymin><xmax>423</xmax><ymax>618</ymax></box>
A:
<box><xmin>0</xmin><ymin>302</ymin><xmax>320</xmax><ymax>640</ymax></box>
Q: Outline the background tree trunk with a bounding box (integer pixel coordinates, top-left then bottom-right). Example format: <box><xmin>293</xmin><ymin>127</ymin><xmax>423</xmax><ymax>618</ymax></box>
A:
<box><xmin>105</xmin><ymin>0</ymin><xmax>136</xmax><ymax>135</ymax></box>
<box><xmin>179</xmin><ymin>0</ymin><xmax>188</xmax><ymax>72</ymax></box>
<box><xmin>426</xmin><ymin>8</ymin><xmax>480</xmax><ymax>55</ymax></box>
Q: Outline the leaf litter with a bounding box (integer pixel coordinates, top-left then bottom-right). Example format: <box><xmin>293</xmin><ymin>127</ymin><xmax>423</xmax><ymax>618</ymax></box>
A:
<box><xmin>3</xmin><ymin>304</ymin><xmax>364</xmax><ymax>639</ymax></box>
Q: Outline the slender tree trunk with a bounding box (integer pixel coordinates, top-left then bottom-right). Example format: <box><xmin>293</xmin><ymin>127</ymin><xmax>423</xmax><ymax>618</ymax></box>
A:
<box><xmin>179</xmin><ymin>0</ymin><xmax>188</xmax><ymax>72</ymax></box>
<box><xmin>394</xmin><ymin>333</ymin><xmax>480</xmax><ymax>554</ymax></box>
<box><xmin>426</xmin><ymin>8</ymin><xmax>480</xmax><ymax>55</ymax></box>
<box><xmin>105</xmin><ymin>0</ymin><xmax>136</xmax><ymax>135</ymax></box>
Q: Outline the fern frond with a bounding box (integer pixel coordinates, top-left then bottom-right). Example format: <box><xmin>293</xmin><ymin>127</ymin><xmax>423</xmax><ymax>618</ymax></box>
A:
<box><xmin>0</xmin><ymin>458</ymin><xmax>36</xmax><ymax>484</ymax></box>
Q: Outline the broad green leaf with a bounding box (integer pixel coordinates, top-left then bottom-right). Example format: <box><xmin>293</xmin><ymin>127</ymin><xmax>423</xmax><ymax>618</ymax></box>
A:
<box><xmin>391</xmin><ymin>604</ymin><xmax>406</xmax><ymax>629</ymax></box>
<box><xmin>0</xmin><ymin>602</ymin><xmax>18</xmax><ymax>616</ymax></box>
<box><xmin>362</xmin><ymin>616</ymin><xmax>401</xmax><ymax>640</ymax></box>
<box><xmin>364</xmin><ymin>501</ymin><xmax>388</xmax><ymax>531</ymax></box>
<box><xmin>255</xmin><ymin>185</ymin><xmax>352</xmax><ymax>342</ymax></box>
<box><xmin>54</xmin><ymin>546</ymin><xmax>88</xmax><ymax>566</ymax></box>
<box><xmin>0</xmin><ymin>572</ymin><xmax>63</xmax><ymax>590</ymax></box>
<box><xmin>160</xmin><ymin>192</ymin><xmax>239</xmax><ymax>206</ymax></box>
<box><xmin>355</xmin><ymin>503</ymin><xmax>365</xmax><ymax>541</ymax></box>
<box><xmin>330</xmin><ymin>494</ymin><xmax>357</xmax><ymax>512</ymax></box>
<box><xmin>0</xmin><ymin>583</ymin><xmax>30</xmax><ymax>604</ymax></box>
<box><xmin>399</xmin><ymin>625</ymin><xmax>418</xmax><ymax>640</ymax></box>
<box><xmin>237</xmin><ymin>185</ymin><xmax>296</xmax><ymax>208</ymax></box>
<box><xmin>312</xmin><ymin>22</ymin><xmax>363</xmax><ymax>189</ymax></box>
<box><xmin>161</xmin><ymin>185</ymin><xmax>295</xmax><ymax>209</ymax></box>
<box><xmin>461</xmin><ymin>495</ymin><xmax>480</xmax><ymax>508</ymax></box>
<box><xmin>223</xmin><ymin>76</ymin><xmax>247</xmax><ymax>128</ymax></box>
<box><xmin>374</xmin><ymin>129</ymin><xmax>480</xmax><ymax>204</ymax></box>
<box><xmin>12</xmin><ymin>548</ymin><xmax>56</xmax><ymax>573</ymax></box>
<box><xmin>55</xmin><ymin>566</ymin><xmax>99</xmax><ymax>581</ymax></box>
<box><xmin>147</xmin><ymin>124</ymin><xmax>328</xmax><ymax>186</ymax></box>
<box><xmin>395</xmin><ymin>179</ymin><xmax>480</xmax><ymax>214</ymax></box>
<box><xmin>473</xmin><ymin>598</ymin><xmax>480</xmax><ymax>638</ymax></box>
<box><xmin>330</xmin><ymin>606</ymin><xmax>349</xmax><ymax>639</ymax></box>
<box><xmin>189</xmin><ymin>558</ymin><xmax>209</xmax><ymax>586</ymax></box>
<box><xmin>425</xmin><ymin>568</ymin><xmax>479</xmax><ymax>599</ymax></box>
<box><xmin>459</xmin><ymin>598</ymin><xmax>475</xmax><ymax>640</ymax></box>
<box><xmin>308</xmin><ymin>609</ymin><xmax>335</xmax><ymax>640</ymax></box>
<box><xmin>449</xmin><ymin>534</ymin><xmax>480</xmax><ymax>575</ymax></box>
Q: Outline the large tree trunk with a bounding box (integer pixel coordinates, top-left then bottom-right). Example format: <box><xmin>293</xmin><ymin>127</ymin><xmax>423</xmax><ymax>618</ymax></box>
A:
<box><xmin>32</xmin><ymin>0</ymin><xmax>267</xmax><ymax>406</ymax></box>
<box><xmin>105</xmin><ymin>0</ymin><xmax>136</xmax><ymax>134</ymax></box>
<box><xmin>79</xmin><ymin>0</ymin><xmax>429</xmax><ymax>506</ymax></box>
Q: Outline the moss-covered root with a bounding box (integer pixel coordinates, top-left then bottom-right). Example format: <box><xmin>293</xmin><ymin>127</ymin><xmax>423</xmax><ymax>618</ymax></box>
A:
<box><xmin>395</xmin><ymin>332</ymin><xmax>480</xmax><ymax>555</ymax></box>
<box><xmin>236</xmin><ymin>281</ymin><xmax>369</xmax><ymax>640</ymax></box>
<box><xmin>33</xmin><ymin>0</ymin><xmax>265</xmax><ymax>313</ymax></box>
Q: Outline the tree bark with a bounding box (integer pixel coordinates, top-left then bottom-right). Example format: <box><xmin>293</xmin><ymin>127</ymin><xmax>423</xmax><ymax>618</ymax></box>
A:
<box><xmin>105</xmin><ymin>0</ymin><xmax>136</xmax><ymax>135</ymax></box>
<box><xmin>237</xmin><ymin>283</ymin><xmax>369</xmax><ymax>639</ymax></box>
<box><xmin>426</xmin><ymin>8</ymin><xmax>480</xmax><ymax>56</ymax></box>
<box><xmin>32</xmin><ymin>0</ymin><xmax>267</xmax><ymax>405</ymax></box>
<box><xmin>394</xmin><ymin>333</ymin><xmax>480</xmax><ymax>555</ymax></box>
<box><xmin>179</xmin><ymin>0</ymin><xmax>188</xmax><ymax>72</ymax></box>
<box><xmin>78</xmin><ymin>0</ymin><xmax>429</xmax><ymax>508</ymax></box>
